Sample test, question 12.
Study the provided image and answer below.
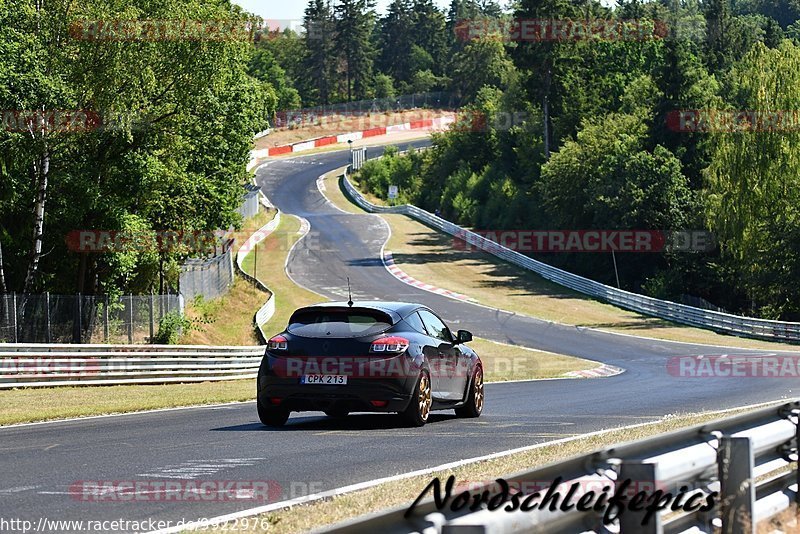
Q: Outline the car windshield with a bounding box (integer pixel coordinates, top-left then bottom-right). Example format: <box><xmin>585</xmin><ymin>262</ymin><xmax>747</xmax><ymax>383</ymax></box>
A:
<box><xmin>287</xmin><ymin>309</ymin><xmax>392</xmax><ymax>338</ymax></box>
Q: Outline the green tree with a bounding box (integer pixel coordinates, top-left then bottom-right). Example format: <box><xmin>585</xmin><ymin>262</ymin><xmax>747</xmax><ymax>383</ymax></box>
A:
<box><xmin>335</xmin><ymin>0</ymin><xmax>377</xmax><ymax>101</ymax></box>
<box><xmin>450</xmin><ymin>37</ymin><xmax>513</xmax><ymax>102</ymax></box>
<box><xmin>539</xmin><ymin>114</ymin><xmax>693</xmax><ymax>288</ymax></box>
<box><xmin>248</xmin><ymin>47</ymin><xmax>302</xmax><ymax>110</ymax></box>
<box><xmin>705</xmin><ymin>42</ymin><xmax>800</xmax><ymax>317</ymax></box>
<box><xmin>377</xmin><ymin>0</ymin><xmax>414</xmax><ymax>85</ymax></box>
<box><xmin>303</xmin><ymin>0</ymin><xmax>337</xmax><ymax>105</ymax></box>
<box><xmin>0</xmin><ymin>0</ymin><xmax>274</xmax><ymax>295</ymax></box>
<box><xmin>410</xmin><ymin>0</ymin><xmax>448</xmax><ymax>75</ymax></box>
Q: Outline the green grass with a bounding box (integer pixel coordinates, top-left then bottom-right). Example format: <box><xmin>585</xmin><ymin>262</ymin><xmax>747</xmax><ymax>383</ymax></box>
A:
<box><xmin>0</xmin><ymin>380</ymin><xmax>255</xmax><ymax>426</ymax></box>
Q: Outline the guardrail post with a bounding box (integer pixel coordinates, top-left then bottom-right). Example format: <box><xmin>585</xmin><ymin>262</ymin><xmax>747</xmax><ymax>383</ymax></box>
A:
<box><xmin>11</xmin><ymin>292</ymin><xmax>17</xmax><ymax>343</ymax></box>
<box><xmin>73</xmin><ymin>293</ymin><xmax>82</xmax><ymax>344</ymax></box>
<box><xmin>127</xmin><ymin>294</ymin><xmax>133</xmax><ymax>344</ymax></box>
<box><xmin>618</xmin><ymin>462</ymin><xmax>662</xmax><ymax>534</ymax></box>
<box><xmin>45</xmin><ymin>292</ymin><xmax>51</xmax><ymax>343</ymax></box>
<box><xmin>103</xmin><ymin>294</ymin><xmax>109</xmax><ymax>343</ymax></box>
<box><xmin>718</xmin><ymin>437</ymin><xmax>755</xmax><ymax>534</ymax></box>
<box><xmin>149</xmin><ymin>292</ymin><xmax>155</xmax><ymax>343</ymax></box>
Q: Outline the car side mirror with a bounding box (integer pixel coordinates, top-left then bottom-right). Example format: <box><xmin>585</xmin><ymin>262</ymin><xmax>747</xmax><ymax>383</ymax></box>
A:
<box><xmin>456</xmin><ymin>330</ymin><xmax>473</xmax><ymax>344</ymax></box>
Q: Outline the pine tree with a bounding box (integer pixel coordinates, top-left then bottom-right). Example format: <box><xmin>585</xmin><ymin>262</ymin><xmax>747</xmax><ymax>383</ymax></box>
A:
<box><xmin>411</xmin><ymin>0</ymin><xmax>448</xmax><ymax>76</ymax></box>
<box><xmin>378</xmin><ymin>0</ymin><xmax>414</xmax><ymax>84</ymax></box>
<box><xmin>335</xmin><ymin>0</ymin><xmax>377</xmax><ymax>101</ymax></box>
<box><xmin>512</xmin><ymin>0</ymin><xmax>576</xmax><ymax>158</ymax></box>
<box><xmin>303</xmin><ymin>0</ymin><xmax>337</xmax><ymax>105</ymax></box>
<box><xmin>704</xmin><ymin>0</ymin><xmax>733</xmax><ymax>72</ymax></box>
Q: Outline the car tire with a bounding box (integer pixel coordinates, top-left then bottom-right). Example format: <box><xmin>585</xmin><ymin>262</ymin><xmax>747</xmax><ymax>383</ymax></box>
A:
<box><xmin>324</xmin><ymin>409</ymin><xmax>349</xmax><ymax>418</ymax></box>
<box><xmin>401</xmin><ymin>371</ymin><xmax>432</xmax><ymax>427</ymax></box>
<box><xmin>455</xmin><ymin>366</ymin><xmax>483</xmax><ymax>418</ymax></box>
<box><xmin>258</xmin><ymin>401</ymin><xmax>290</xmax><ymax>427</ymax></box>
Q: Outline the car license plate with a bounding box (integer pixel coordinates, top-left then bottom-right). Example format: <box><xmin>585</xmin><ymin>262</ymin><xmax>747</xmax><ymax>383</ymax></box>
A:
<box><xmin>300</xmin><ymin>374</ymin><xmax>347</xmax><ymax>385</ymax></box>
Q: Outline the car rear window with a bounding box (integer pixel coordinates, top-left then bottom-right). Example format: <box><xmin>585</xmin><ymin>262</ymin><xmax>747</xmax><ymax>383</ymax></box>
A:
<box><xmin>287</xmin><ymin>309</ymin><xmax>393</xmax><ymax>338</ymax></box>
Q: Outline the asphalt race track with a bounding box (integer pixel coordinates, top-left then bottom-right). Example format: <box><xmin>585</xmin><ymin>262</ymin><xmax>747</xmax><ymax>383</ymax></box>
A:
<box><xmin>1</xmin><ymin>141</ymin><xmax>797</xmax><ymax>532</ymax></box>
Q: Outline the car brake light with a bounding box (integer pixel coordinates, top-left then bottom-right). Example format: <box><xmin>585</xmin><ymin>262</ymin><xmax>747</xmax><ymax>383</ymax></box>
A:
<box><xmin>370</xmin><ymin>336</ymin><xmax>409</xmax><ymax>353</ymax></box>
<box><xmin>267</xmin><ymin>335</ymin><xmax>288</xmax><ymax>351</ymax></box>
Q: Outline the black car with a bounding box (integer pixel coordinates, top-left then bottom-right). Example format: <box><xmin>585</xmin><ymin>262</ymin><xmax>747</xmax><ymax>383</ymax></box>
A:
<box><xmin>257</xmin><ymin>301</ymin><xmax>484</xmax><ymax>427</ymax></box>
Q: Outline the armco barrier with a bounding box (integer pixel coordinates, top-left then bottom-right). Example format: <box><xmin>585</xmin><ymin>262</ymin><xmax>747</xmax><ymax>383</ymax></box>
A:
<box><xmin>342</xmin><ymin>169</ymin><xmax>800</xmax><ymax>343</ymax></box>
<box><xmin>322</xmin><ymin>400</ymin><xmax>800</xmax><ymax>533</ymax></box>
<box><xmin>235</xmin><ymin>200</ymin><xmax>281</xmax><ymax>343</ymax></box>
<box><xmin>0</xmin><ymin>344</ymin><xmax>263</xmax><ymax>388</ymax></box>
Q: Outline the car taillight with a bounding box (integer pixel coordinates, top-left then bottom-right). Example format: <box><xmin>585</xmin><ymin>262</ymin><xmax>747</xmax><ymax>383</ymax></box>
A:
<box><xmin>267</xmin><ymin>335</ymin><xmax>288</xmax><ymax>351</ymax></box>
<box><xmin>370</xmin><ymin>336</ymin><xmax>409</xmax><ymax>353</ymax></box>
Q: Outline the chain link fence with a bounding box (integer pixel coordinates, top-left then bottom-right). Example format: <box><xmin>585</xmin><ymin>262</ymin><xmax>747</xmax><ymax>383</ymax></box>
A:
<box><xmin>0</xmin><ymin>293</ymin><xmax>183</xmax><ymax>344</ymax></box>
<box><xmin>236</xmin><ymin>184</ymin><xmax>261</xmax><ymax>220</ymax></box>
<box><xmin>274</xmin><ymin>92</ymin><xmax>460</xmax><ymax>127</ymax></box>
<box><xmin>179</xmin><ymin>239</ymin><xmax>235</xmax><ymax>302</ymax></box>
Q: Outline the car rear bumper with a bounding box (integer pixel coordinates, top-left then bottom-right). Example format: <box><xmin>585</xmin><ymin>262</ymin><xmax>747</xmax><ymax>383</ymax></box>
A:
<box><xmin>258</xmin><ymin>354</ymin><xmax>420</xmax><ymax>413</ymax></box>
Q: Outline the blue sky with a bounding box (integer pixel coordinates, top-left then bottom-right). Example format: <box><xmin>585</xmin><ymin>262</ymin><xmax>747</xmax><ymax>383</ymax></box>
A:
<box><xmin>234</xmin><ymin>1</ymin><xmax>452</xmax><ymax>23</ymax></box>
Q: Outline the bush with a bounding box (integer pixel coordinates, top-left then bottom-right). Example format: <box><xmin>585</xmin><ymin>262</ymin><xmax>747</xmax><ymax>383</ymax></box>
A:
<box><xmin>153</xmin><ymin>312</ymin><xmax>193</xmax><ymax>345</ymax></box>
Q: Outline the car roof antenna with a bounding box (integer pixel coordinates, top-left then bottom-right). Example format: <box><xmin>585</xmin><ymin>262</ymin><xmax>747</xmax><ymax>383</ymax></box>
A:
<box><xmin>347</xmin><ymin>277</ymin><xmax>354</xmax><ymax>307</ymax></box>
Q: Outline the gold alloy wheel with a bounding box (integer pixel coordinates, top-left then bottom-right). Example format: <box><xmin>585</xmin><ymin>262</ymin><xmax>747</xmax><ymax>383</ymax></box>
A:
<box><xmin>419</xmin><ymin>374</ymin><xmax>432</xmax><ymax>421</ymax></box>
<box><xmin>474</xmin><ymin>368</ymin><xmax>484</xmax><ymax>413</ymax></box>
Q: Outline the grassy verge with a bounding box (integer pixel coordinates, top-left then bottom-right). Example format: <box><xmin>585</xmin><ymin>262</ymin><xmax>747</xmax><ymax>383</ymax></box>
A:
<box><xmin>0</xmin><ymin>380</ymin><xmax>254</xmax><ymax>426</ymax></box>
<box><xmin>471</xmin><ymin>338</ymin><xmax>595</xmax><ymax>381</ymax></box>
<box><xmin>181</xmin><ymin>279</ymin><xmax>266</xmax><ymax>346</ymax></box>
<box><xmin>219</xmin><ymin>404</ymin><xmax>782</xmax><ymax>533</ymax></box>
<box><xmin>324</xmin><ymin>170</ymin><xmax>797</xmax><ymax>351</ymax></box>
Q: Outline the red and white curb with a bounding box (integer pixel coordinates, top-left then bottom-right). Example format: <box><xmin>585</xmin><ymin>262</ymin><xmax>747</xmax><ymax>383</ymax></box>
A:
<box><xmin>564</xmin><ymin>364</ymin><xmax>624</xmax><ymax>379</ymax></box>
<box><xmin>250</xmin><ymin>114</ymin><xmax>455</xmax><ymax>162</ymax></box>
<box><xmin>382</xmin><ymin>251</ymin><xmax>474</xmax><ymax>302</ymax></box>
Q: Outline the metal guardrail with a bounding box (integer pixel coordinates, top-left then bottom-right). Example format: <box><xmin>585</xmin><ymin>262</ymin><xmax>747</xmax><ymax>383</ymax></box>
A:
<box><xmin>342</xmin><ymin>169</ymin><xmax>800</xmax><ymax>343</ymax></box>
<box><xmin>234</xmin><ymin>199</ymin><xmax>281</xmax><ymax>344</ymax></box>
<box><xmin>322</xmin><ymin>400</ymin><xmax>800</xmax><ymax>534</ymax></box>
<box><xmin>0</xmin><ymin>343</ymin><xmax>263</xmax><ymax>388</ymax></box>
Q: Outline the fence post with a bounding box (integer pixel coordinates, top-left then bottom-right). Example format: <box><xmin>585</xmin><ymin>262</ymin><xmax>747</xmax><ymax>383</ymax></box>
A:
<box><xmin>104</xmin><ymin>294</ymin><xmax>109</xmax><ymax>343</ymax></box>
<box><xmin>149</xmin><ymin>292</ymin><xmax>155</xmax><ymax>343</ymax></box>
<box><xmin>11</xmin><ymin>292</ymin><xmax>17</xmax><ymax>343</ymax></box>
<box><xmin>719</xmin><ymin>437</ymin><xmax>755</xmax><ymax>534</ymax></box>
<box><xmin>45</xmin><ymin>292</ymin><xmax>51</xmax><ymax>343</ymax></box>
<box><xmin>127</xmin><ymin>295</ymin><xmax>133</xmax><ymax>344</ymax></box>
<box><xmin>74</xmin><ymin>293</ymin><xmax>83</xmax><ymax>343</ymax></box>
<box><xmin>75</xmin><ymin>293</ymin><xmax>83</xmax><ymax>344</ymax></box>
